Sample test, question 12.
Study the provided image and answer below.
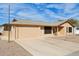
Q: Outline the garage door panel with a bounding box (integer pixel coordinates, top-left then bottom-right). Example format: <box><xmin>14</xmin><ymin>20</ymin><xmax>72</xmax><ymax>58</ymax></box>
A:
<box><xmin>17</xmin><ymin>26</ymin><xmax>41</xmax><ymax>39</ymax></box>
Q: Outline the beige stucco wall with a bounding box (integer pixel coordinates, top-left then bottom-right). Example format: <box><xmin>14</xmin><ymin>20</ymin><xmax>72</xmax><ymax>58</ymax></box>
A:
<box><xmin>2</xmin><ymin>26</ymin><xmax>16</xmax><ymax>40</ymax></box>
<box><xmin>3</xmin><ymin>22</ymin><xmax>74</xmax><ymax>40</ymax></box>
<box><xmin>58</xmin><ymin>22</ymin><xmax>74</xmax><ymax>36</ymax></box>
<box><xmin>3</xmin><ymin>25</ymin><xmax>54</xmax><ymax>40</ymax></box>
<box><xmin>11</xmin><ymin>25</ymin><xmax>55</xmax><ymax>39</ymax></box>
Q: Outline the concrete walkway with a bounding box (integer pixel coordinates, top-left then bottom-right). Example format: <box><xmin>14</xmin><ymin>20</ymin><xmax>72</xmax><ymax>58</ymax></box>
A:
<box><xmin>15</xmin><ymin>38</ymin><xmax>79</xmax><ymax>56</ymax></box>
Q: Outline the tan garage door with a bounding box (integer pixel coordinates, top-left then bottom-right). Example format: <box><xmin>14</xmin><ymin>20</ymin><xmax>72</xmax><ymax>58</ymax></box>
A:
<box><xmin>16</xmin><ymin>26</ymin><xmax>41</xmax><ymax>39</ymax></box>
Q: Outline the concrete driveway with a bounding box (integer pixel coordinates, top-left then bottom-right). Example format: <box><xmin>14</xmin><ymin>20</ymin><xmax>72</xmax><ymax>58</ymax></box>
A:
<box><xmin>15</xmin><ymin>38</ymin><xmax>79</xmax><ymax>56</ymax></box>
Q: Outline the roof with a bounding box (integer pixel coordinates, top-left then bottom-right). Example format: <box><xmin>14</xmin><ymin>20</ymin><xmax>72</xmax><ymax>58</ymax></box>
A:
<box><xmin>51</xmin><ymin>20</ymin><xmax>69</xmax><ymax>26</ymax></box>
<box><xmin>5</xmin><ymin>19</ymin><xmax>74</xmax><ymax>26</ymax></box>
<box><xmin>11</xmin><ymin>20</ymin><xmax>53</xmax><ymax>26</ymax></box>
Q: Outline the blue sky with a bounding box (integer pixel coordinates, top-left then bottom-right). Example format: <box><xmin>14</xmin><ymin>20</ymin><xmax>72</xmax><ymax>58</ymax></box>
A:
<box><xmin>0</xmin><ymin>3</ymin><xmax>79</xmax><ymax>24</ymax></box>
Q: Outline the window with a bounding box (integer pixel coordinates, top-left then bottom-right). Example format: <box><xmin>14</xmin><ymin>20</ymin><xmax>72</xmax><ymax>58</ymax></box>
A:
<box><xmin>69</xmin><ymin>27</ymin><xmax>72</xmax><ymax>33</ymax></box>
<box><xmin>66</xmin><ymin>27</ymin><xmax>72</xmax><ymax>33</ymax></box>
<box><xmin>44</xmin><ymin>27</ymin><xmax>52</xmax><ymax>34</ymax></box>
<box><xmin>4</xmin><ymin>25</ymin><xmax>11</xmax><ymax>31</ymax></box>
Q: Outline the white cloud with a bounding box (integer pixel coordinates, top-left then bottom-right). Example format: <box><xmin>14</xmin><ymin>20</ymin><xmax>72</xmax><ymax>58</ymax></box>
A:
<box><xmin>64</xmin><ymin>3</ymin><xmax>77</xmax><ymax>13</ymax></box>
<box><xmin>8</xmin><ymin>3</ymin><xmax>79</xmax><ymax>23</ymax></box>
<box><xmin>68</xmin><ymin>13</ymin><xmax>79</xmax><ymax>18</ymax></box>
<box><xmin>46</xmin><ymin>4</ymin><xmax>64</xmax><ymax>9</ymax></box>
<box><xmin>15</xmin><ymin>10</ymin><xmax>48</xmax><ymax>21</ymax></box>
<box><xmin>44</xmin><ymin>9</ymin><xmax>66</xmax><ymax>19</ymax></box>
<box><xmin>46</xmin><ymin>3</ymin><xmax>78</xmax><ymax>17</ymax></box>
<box><xmin>16</xmin><ymin>6</ymin><xmax>68</xmax><ymax>22</ymax></box>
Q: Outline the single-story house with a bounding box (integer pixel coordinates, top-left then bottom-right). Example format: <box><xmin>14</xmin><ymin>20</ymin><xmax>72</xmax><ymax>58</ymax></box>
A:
<box><xmin>3</xmin><ymin>19</ymin><xmax>74</xmax><ymax>40</ymax></box>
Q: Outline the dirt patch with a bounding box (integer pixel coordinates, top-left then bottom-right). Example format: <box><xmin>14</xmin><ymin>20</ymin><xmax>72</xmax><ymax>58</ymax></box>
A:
<box><xmin>0</xmin><ymin>40</ymin><xmax>32</xmax><ymax>56</ymax></box>
<box><xmin>61</xmin><ymin>36</ymin><xmax>79</xmax><ymax>43</ymax></box>
<box><xmin>50</xmin><ymin>36</ymin><xmax>79</xmax><ymax>43</ymax></box>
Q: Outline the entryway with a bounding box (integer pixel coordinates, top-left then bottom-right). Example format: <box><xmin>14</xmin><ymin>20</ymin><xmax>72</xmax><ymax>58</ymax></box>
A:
<box><xmin>53</xmin><ymin>27</ymin><xmax>57</xmax><ymax>35</ymax></box>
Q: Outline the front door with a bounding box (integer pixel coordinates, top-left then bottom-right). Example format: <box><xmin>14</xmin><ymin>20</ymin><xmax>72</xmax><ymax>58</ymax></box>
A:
<box><xmin>53</xmin><ymin>27</ymin><xmax>57</xmax><ymax>35</ymax></box>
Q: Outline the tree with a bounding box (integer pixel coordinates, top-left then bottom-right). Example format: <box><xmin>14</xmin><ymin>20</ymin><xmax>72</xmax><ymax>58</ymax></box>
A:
<box><xmin>68</xmin><ymin>18</ymin><xmax>78</xmax><ymax>25</ymax></box>
<box><xmin>12</xmin><ymin>18</ymin><xmax>17</xmax><ymax>22</ymax></box>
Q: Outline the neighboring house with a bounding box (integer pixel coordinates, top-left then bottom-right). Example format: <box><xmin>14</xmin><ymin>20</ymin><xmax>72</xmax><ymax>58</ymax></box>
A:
<box><xmin>74</xmin><ymin>27</ymin><xmax>79</xmax><ymax>35</ymax></box>
<box><xmin>3</xmin><ymin>19</ymin><xmax>74</xmax><ymax>40</ymax></box>
<box><xmin>74</xmin><ymin>22</ymin><xmax>79</xmax><ymax>35</ymax></box>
